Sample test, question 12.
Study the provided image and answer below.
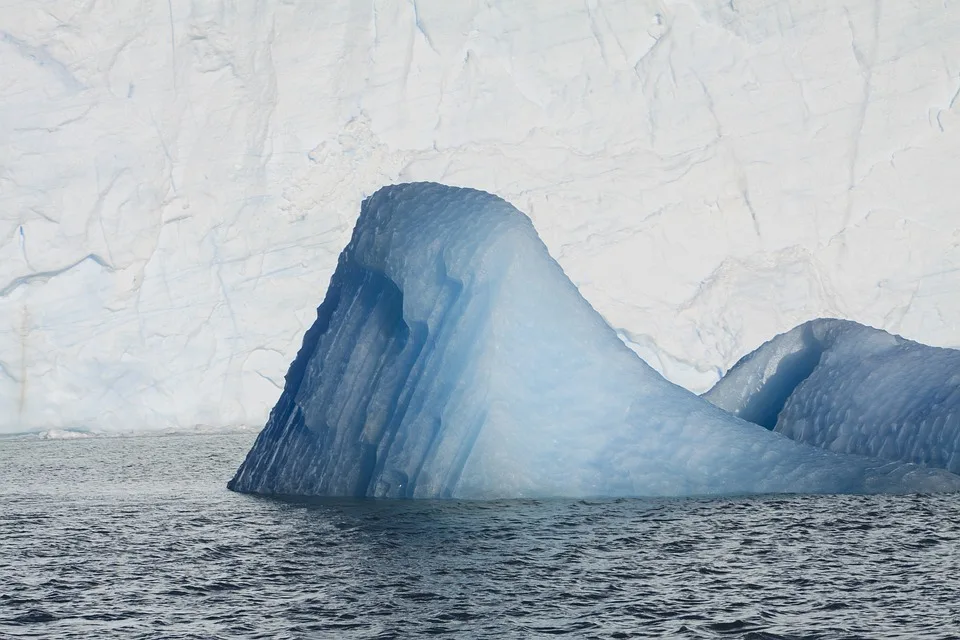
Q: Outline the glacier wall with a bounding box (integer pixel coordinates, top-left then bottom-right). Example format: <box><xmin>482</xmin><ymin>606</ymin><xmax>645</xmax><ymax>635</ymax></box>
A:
<box><xmin>705</xmin><ymin>319</ymin><xmax>960</xmax><ymax>473</ymax></box>
<box><xmin>229</xmin><ymin>183</ymin><xmax>960</xmax><ymax>498</ymax></box>
<box><xmin>3</xmin><ymin>1</ymin><xmax>960</xmax><ymax>433</ymax></box>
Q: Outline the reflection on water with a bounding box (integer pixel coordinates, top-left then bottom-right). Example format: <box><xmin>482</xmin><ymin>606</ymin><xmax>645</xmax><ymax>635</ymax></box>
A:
<box><xmin>1</xmin><ymin>433</ymin><xmax>958</xmax><ymax>639</ymax></box>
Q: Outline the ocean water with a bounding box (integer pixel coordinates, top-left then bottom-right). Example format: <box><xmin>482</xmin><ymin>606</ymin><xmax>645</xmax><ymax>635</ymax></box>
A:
<box><xmin>1</xmin><ymin>432</ymin><xmax>958</xmax><ymax>639</ymax></box>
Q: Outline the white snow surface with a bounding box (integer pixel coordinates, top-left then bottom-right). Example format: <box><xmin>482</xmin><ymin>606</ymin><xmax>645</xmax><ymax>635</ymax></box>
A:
<box><xmin>3</xmin><ymin>1</ymin><xmax>960</xmax><ymax>433</ymax></box>
<box><xmin>704</xmin><ymin>319</ymin><xmax>960</xmax><ymax>473</ymax></box>
<box><xmin>229</xmin><ymin>183</ymin><xmax>960</xmax><ymax>498</ymax></box>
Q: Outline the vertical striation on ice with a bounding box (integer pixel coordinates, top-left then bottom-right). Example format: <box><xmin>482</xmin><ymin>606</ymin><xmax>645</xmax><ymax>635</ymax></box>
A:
<box><xmin>228</xmin><ymin>184</ymin><xmax>960</xmax><ymax>499</ymax></box>
<box><xmin>705</xmin><ymin>319</ymin><xmax>960</xmax><ymax>473</ymax></box>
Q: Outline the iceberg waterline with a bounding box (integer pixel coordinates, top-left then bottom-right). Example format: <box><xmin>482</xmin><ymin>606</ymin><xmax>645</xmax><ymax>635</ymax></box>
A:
<box><xmin>228</xmin><ymin>183</ymin><xmax>960</xmax><ymax>499</ymax></box>
<box><xmin>705</xmin><ymin>319</ymin><xmax>960</xmax><ymax>473</ymax></box>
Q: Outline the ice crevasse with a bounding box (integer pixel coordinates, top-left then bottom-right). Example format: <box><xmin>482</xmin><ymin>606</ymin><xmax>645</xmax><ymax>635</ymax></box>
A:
<box><xmin>705</xmin><ymin>319</ymin><xmax>960</xmax><ymax>474</ymax></box>
<box><xmin>228</xmin><ymin>183</ymin><xmax>960</xmax><ymax>499</ymax></box>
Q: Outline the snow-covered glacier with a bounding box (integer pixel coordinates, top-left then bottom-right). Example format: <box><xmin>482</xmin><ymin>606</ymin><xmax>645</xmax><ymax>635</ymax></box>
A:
<box><xmin>705</xmin><ymin>319</ymin><xmax>960</xmax><ymax>473</ymax></box>
<box><xmin>228</xmin><ymin>184</ymin><xmax>960</xmax><ymax>498</ymax></box>
<box><xmin>4</xmin><ymin>1</ymin><xmax>960</xmax><ymax>435</ymax></box>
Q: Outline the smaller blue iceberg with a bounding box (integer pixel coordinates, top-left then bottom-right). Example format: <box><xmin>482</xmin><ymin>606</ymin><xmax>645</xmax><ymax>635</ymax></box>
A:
<box><xmin>228</xmin><ymin>184</ymin><xmax>960</xmax><ymax>498</ymax></box>
<box><xmin>705</xmin><ymin>319</ymin><xmax>960</xmax><ymax>473</ymax></box>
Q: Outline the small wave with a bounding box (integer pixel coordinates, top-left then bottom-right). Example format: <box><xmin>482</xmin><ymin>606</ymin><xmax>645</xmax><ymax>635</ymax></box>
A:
<box><xmin>39</xmin><ymin>429</ymin><xmax>98</xmax><ymax>440</ymax></box>
<box><xmin>0</xmin><ymin>424</ymin><xmax>259</xmax><ymax>441</ymax></box>
<box><xmin>0</xmin><ymin>429</ymin><xmax>100</xmax><ymax>441</ymax></box>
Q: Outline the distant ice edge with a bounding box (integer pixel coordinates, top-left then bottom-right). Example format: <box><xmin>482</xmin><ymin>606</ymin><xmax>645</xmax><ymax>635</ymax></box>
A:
<box><xmin>705</xmin><ymin>319</ymin><xmax>960</xmax><ymax>474</ymax></box>
<box><xmin>228</xmin><ymin>183</ymin><xmax>960</xmax><ymax>499</ymax></box>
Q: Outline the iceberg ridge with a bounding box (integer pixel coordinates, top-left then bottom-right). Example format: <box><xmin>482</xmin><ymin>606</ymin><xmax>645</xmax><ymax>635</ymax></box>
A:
<box><xmin>705</xmin><ymin>319</ymin><xmax>960</xmax><ymax>473</ymax></box>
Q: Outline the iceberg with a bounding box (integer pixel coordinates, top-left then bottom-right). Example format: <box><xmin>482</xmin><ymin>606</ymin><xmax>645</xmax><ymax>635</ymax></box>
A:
<box><xmin>228</xmin><ymin>184</ymin><xmax>960</xmax><ymax>498</ymax></box>
<box><xmin>705</xmin><ymin>319</ymin><xmax>960</xmax><ymax>473</ymax></box>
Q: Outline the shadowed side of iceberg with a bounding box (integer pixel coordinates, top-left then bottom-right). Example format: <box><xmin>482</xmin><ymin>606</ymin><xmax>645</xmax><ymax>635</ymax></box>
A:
<box><xmin>229</xmin><ymin>184</ymin><xmax>960</xmax><ymax>498</ymax></box>
<box><xmin>705</xmin><ymin>319</ymin><xmax>960</xmax><ymax>473</ymax></box>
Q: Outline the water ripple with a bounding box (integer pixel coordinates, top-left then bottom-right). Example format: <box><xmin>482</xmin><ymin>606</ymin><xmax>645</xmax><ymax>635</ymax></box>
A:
<box><xmin>1</xmin><ymin>434</ymin><xmax>958</xmax><ymax>638</ymax></box>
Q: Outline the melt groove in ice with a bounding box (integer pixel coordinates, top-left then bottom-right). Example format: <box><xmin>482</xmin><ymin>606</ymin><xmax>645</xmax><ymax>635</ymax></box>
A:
<box><xmin>228</xmin><ymin>183</ymin><xmax>960</xmax><ymax>498</ymax></box>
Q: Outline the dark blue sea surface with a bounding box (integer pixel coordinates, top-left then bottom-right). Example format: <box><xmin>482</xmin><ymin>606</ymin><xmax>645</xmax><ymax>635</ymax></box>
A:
<box><xmin>1</xmin><ymin>432</ymin><xmax>958</xmax><ymax>639</ymax></box>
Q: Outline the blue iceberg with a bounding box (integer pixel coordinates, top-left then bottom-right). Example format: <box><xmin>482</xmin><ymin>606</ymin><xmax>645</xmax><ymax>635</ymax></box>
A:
<box><xmin>228</xmin><ymin>183</ymin><xmax>960</xmax><ymax>498</ymax></box>
<box><xmin>705</xmin><ymin>319</ymin><xmax>960</xmax><ymax>473</ymax></box>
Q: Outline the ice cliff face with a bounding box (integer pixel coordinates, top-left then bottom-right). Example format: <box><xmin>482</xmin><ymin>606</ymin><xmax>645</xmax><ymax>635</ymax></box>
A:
<box><xmin>705</xmin><ymin>319</ymin><xmax>960</xmax><ymax>473</ymax></box>
<box><xmin>3</xmin><ymin>1</ymin><xmax>960</xmax><ymax>433</ymax></box>
<box><xmin>228</xmin><ymin>183</ymin><xmax>960</xmax><ymax>498</ymax></box>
